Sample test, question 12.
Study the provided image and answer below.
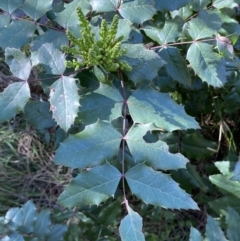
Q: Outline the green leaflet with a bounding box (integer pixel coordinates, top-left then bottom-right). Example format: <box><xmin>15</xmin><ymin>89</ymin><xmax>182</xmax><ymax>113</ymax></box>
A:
<box><xmin>54</xmin><ymin>120</ymin><xmax>122</xmax><ymax>168</ymax></box>
<box><xmin>125</xmin><ymin>164</ymin><xmax>199</xmax><ymax>210</ymax></box>
<box><xmin>187</xmin><ymin>42</ymin><xmax>226</xmax><ymax>87</ymax></box>
<box><xmin>0</xmin><ymin>82</ymin><xmax>30</xmax><ymax>121</ymax></box>
<box><xmin>58</xmin><ymin>163</ymin><xmax>121</xmax><ymax>207</ymax></box>
<box><xmin>119</xmin><ymin>206</ymin><xmax>145</xmax><ymax>241</ymax></box>
<box><xmin>49</xmin><ymin>76</ymin><xmax>79</xmax><ymax>132</ymax></box>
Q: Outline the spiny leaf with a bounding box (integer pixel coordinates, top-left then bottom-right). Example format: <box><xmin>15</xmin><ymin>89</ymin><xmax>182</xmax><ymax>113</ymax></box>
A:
<box><xmin>127</xmin><ymin>86</ymin><xmax>200</xmax><ymax>131</ymax></box>
<box><xmin>125</xmin><ymin>164</ymin><xmax>199</xmax><ymax>209</ymax></box>
<box><xmin>0</xmin><ymin>20</ymin><xmax>36</xmax><ymax>49</ymax></box>
<box><xmin>33</xmin><ymin>210</ymin><xmax>51</xmax><ymax>238</ymax></box>
<box><xmin>5</xmin><ymin>48</ymin><xmax>31</xmax><ymax>80</ymax></box>
<box><xmin>119</xmin><ymin>206</ymin><xmax>145</xmax><ymax>241</ymax></box>
<box><xmin>118</xmin><ymin>0</ymin><xmax>156</xmax><ymax>24</ymax></box>
<box><xmin>58</xmin><ymin>163</ymin><xmax>121</xmax><ymax>207</ymax></box>
<box><xmin>155</xmin><ymin>0</ymin><xmax>191</xmax><ymax>11</ymax></box>
<box><xmin>158</xmin><ymin>47</ymin><xmax>191</xmax><ymax>86</ymax></box>
<box><xmin>79</xmin><ymin>83</ymin><xmax>123</xmax><ymax>124</ymax></box>
<box><xmin>126</xmin><ymin>123</ymin><xmax>189</xmax><ymax>170</ymax></box>
<box><xmin>206</xmin><ymin>215</ymin><xmax>227</xmax><ymax>241</ymax></box>
<box><xmin>0</xmin><ymin>82</ymin><xmax>30</xmax><ymax>121</ymax></box>
<box><xmin>49</xmin><ymin>76</ymin><xmax>79</xmax><ymax>132</ymax></box>
<box><xmin>1</xmin><ymin>233</ymin><xmax>24</xmax><ymax>241</ymax></box>
<box><xmin>186</xmin><ymin>42</ymin><xmax>226</xmax><ymax>87</ymax></box>
<box><xmin>186</xmin><ymin>10</ymin><xmax>221</xmax><ymax>40</ymax></box>
<box><xmin>54</xmin><ymin>120</ymin><xmax>122</xmax><ymax>168</ymax></box>
<box><xmin>21</xmin><ymin>0</ymin><xmax>52</xmax><ymax>21</ymax></box>
<box><xmin>38</xmin><ymin>43</ymin><xmax>66</xmax><ymax>75</ymax></box>
<box><xmin>90</xmin><ymin>0</ymin><xmax>118</xmax><ymax>12</ymax></box>
<box><xmin>189</xmin><ymin>227</ymin><xmax>203</xmax><ymax>241</ymax></box>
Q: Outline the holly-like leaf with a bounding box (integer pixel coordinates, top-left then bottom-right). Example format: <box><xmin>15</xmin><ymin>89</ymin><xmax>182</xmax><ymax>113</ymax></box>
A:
<box><xmin>49</xmin><ymin>76</ymin><xmax>79</xmax><ymax>131</ymax></box>
<box><xmin>0</xmin><ymin>20</ymin><xmax>36</xmax><ymax>49</ymax></box>
<box><xmin>0</xmin><ymin>0</ymin><xmax>24</xmax><ymax>13</ymax></box>
<box><xmin>79</xmin><ymin>83</ymin><xmax>123</xmax><ymax>124</ymax></box>
<box><xmin>33</xmin><ymin>210</ymin><xmax>51</xmax><ymax>238</ymax></box>
<box><xmin>5</xmin><ymin>48</ymin><xmax>31</xmax><ymax>80</ymax></box>
<box><xmin>58</xmin><ymin>163</ymin><xmax>121</xmax><ymax>207</ymax></box>
<box><xmin>54</xmin><ymin>120</ymin><xmax>122</xmax><ymax>168</ymax></box>
<box><xmin>5</xmin><ymin>208</ymin><xmax>24</xmax><ymax>231</ymax></box>
<box><xmin>0</xmin><ymin>82</ymin><xmax>30</xmax><ymax>121</ymax></box>
<box><xmin>143</xmin><ymin>20</ymin><xmax>181</xmax><ymax>44</ymax></box>
<box><xmin>206</xmin><ymin>215</ymin><xmax>227</xmax><ymax>241</ymax></box>
<box><xmin>189</xmin><ymin>227</ymin><xmax>203</xmax><ymax>241</ymax></box>
<box><xmin>21</xmin><ymin>0</ymin><xmax>52</xmax><ymax>21</ymax></box>
<box><xmin>226</xmin><ymin>207</ymin><xmax>240</xmax><ymax>241</ymax></box>
<box><xmin>46</xmin><ymin>224</ymin><xmax>68</xmax><ymax>241</ymax></box>
<box><xmin>38</xmin><ymin>43</ymin><xmax>66</xmax><ymax>75</ymax></box>
<box><xmin>213</xmin><ymin>0</ymin><xmax>238</xmax><ymax>9</ymax></box>
<box><xmin>1</xmin><ymin>233</ymin><xmax>24</xmax><ymax>241</ymax></box>
<box><xmin>126</xmin><ymin>123</ymin><xmax>189</xmax><ymax>170</ymax></box>
<box><xmin>127</xmin><ymin>86</ymin><xmax>200</xmax><ymax>131</ymax></box>
<box><xmin>125</xmin><ymin>164</ymin><xmax>199</xmax><ymax>209</ymax></box>
<box><xmin>187</xmin><ymin>42</ymin><xmax>226</xmax><ymax>87</ymax></box>
<box><xmin>190</xmin><ymin>0</ymin><xmax>210</xmax><ymax>11</ymax></box>
<box><xmin>121</xmin><ymin>44</ymin><xmax>164</xmax><ymax>84</ymax></box>
<box><xmin>119</xmin><ymin>206</ymin><xmax>145</xmax><ymax>241</ymax></box>
<box><xmin>155</xmin><ymin>0</ymin><xmax>191</xmax><ymax>11</ymax></box>
<box><xmin>90</xmin><ymin>0</ymin><xmax>118</xmax><ymax>12</ymax></box>
<box><xmin>210</xmin><ymin>174</ymin><xmax>240</xmax><ymax>199</ymax></box>
<box><xmin>118</xmin><ymin>0</ymin><xmax>156</xmax><ymax>24</ymax></box>
<box><xmin>24</xmin><ymin>100</ymin><xmax>56</xmax><ymax>134</ymax></box>
<box><xmin>158</xmin><ymin>47</ymin><xmax>191</xmax><ymax>86</ymax></box>
<box><xmin>186</xmin><ymin>10</ymin><xmax>221</xmax><ymax>40</ymax></box>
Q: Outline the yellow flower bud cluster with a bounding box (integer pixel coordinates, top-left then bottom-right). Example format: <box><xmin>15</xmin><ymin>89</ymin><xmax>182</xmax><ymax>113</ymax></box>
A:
<box><xmin>62</xmin><ymin>7</ymin><xmax>132</xmax><ymax>72</ymax></box>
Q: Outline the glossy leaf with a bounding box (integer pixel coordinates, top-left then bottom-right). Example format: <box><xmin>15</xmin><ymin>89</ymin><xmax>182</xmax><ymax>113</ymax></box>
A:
<box><xmin>46</xmin><ymin>224</ymin><xmax>68</xmax><ymax>241</ymax></box>
<box><xmin>5</xmin><ymin>48</ymin><xmax>31</xmax><ymax>80</ymax></box>
<box><xmin>158</xmin><ymin>47</ymin><xmax>191</xmax><ymax>86</ymax></box>
<box><xmin>155</xmin><ymin>0</ymin><xmax>191</xmax><ymax>11</ymax></box>
<box><xmin>119</xmin><ymin>206</ymin><xmax>145</xmax><ymax>241</ymax></box>
<box><xmin>226</xmin><ymin>207</ymin><xmax>240</xmax><ymax>241</ymax></box>
<box><xmin>126</xmin><ymin>123</ymin><xmax>189</xmax><ymax>170</ymax></box>
<box><xmin>0</xmin><ymin>0</ymin><xmax>24</xmax><ymax>13</ymax></box>
<box><xmin>190</xmin><ymin>0</ymin><xmax>211</xmax><ymax>11</ymax></box>
<box><xmin>127</xmin><ymin>86</ymin><xmax>200</xmax><ymax>131</ymax></box>
<box><xmin>79</xmin><ymin>83</ymin><xmax>123</xmax><ymax>124</ymax></box>
<box><xmin>122</xmin><ymin>44</ymin><xmax>164</xmax><ymax>84</ymax></box>
<box><xmin>231</xmin><ymin>161</ymin><xmax>240</xmax><ymax>181</ymax></box>
<box><xmin>49</xmin><ymin>76</ymin><xmax>79</xmax><ymax>132</ymax></box>
<box><xmin>5</xmin><ymin>208</ymin><xmax>24</xmax><ymax>230</ymax></box>
<box><xmin>58</xmin><ymin>163</ymin><xmax>121</xmax><ymax>207</ymax></box>
<box><xmin>118</xmin><ymin>0</ymin><xmax>156</xmax><ymax>24</ymax></box>
<box><xmin>0</xmin><ymin>82</ymin><xmax>30</xmax><ymax>121</ymax></box>
<box><xmin>125</xmin><ymin>164</ymin><xmax>199</xmax><ymax>209</ymax></box>
<box><xmin>21</xmin><ymin>0</ymin><xmax>52</xmax><ymax>20</ymax></box>
<box><xmin>54</xmin><ymin>120</ymin><xmax>122</xmax><ymax>168</ymax></box>
<box><xmin>1</xmin><ymin>233</ymin><xmax>24</xmax><ymax>241</ymax></box>
<box><xmin>187</xmin><ymin>42</ymin><xmax>226</xmax><ymax>87</ymax></box>
<box><xmin>38</xmin><ymin>43</ymin><xmax>66</xmax><ymax>75</ymax></box>
<box><xmin>189</xmin><ymin>227</ymin><xmax>202</xmax><ymax>241</ymax></box>
<box><xmin>32</xmin><ymin>210</ymin><xmax>51</xmax><ymax>238</ymax></box>
<box><xmin>90</xmin><ymin>0</ymin><xmax>118</xmax><ymax>12</ymax></box>
<box><xmin>0</xmin><ymin>20</ymin><xmax>36</xmax><ymax>49</ymax></box>
<box><xmin>206</xmin><ymin>215</ymin><xmax>227</xmax><ymax>241</ymax></box>
<box><xmin>186</xmin><ymin>10</ymin><xmax>221</xmax><ymax>40</ymax></box>
<box><xmin>213</xmin><ymin>0</ymin><xmax>238</xmax><ymax>9</ymax></box>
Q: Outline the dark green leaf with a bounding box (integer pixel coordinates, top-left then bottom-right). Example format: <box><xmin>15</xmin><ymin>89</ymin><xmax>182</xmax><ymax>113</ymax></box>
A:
<box><xmin>0</xmin><ymin>20</ymin><xmax>36</xmax><ymax>49</ymax></box>
<box><xmin>127</xmin><ymin>86</ymin><xmax>200</xmax><ymax>131</ymax></box>
<box><xmin>125</xmin><ymin>164</ymin><xmax>199</xmax><ymax>209</ymax></box>
<box><xmin>206</xmin><ymin>215</ymin><xmax>227</xmax><ymax>241</ymax></box>
<box><xmin>90</xmin><ymin>0</ymin><xmax>118</xmax><ymax>12</ymax></box>
<box><xmin>187</xmin><ymin>43</ymin><xmax>226</xmax><ymax>87</ymax></box>
<box><xmin>38</xmin><ymin>43</ymin><xmax>66</xmax><ymax>75</ymax></box>
<box><xmin>21</xmin><ymin>0</ymin><xmax>52</xmax><ymax>20</ymax></box>
<box><xmin>79</xmin><ymin>83</ymin><xmax>123</xmax><ymax>124</ymax></box>
<box><xmin>189</xmin><ymin>227</ymin><xmax>202</xmax><ymax>241</ymax></box>
<box><xmin>226</xmin><ymin>207</ymin><xmax>240</xmax><ymax>241</ymax></box>
<box><xmin>24</xmin><ymin>100</ymin><xmax>56</xmax><ymax>133</ymax></box>
<box><xmin>118</xmin><ymin>0</ymin><xmax>156</xmax><ymax>24</ymax></box>
<box><xmin>155</xmin><ymin>0</ymin><xmax>191</xmax><ymax>11</ymax></box>
<box><xmin>5</xmin><ymin>48</ymin><xmax>31</xmax><ymax>80</ymax></box>
<box><xmin>0</xmin><ymin>0</ymin><xmax>24</xmax><ymax>13</ymax></box>
<box><xmin>119</xmin><ymin>207</ymin><xmax>145</xmax><ymax>241</ymax></box>
<box><xmin>58</xmin><ymin>163</ymin><xmax>121</xmax><ymax>207</ymax></box>
<box><xmin>54</xmin><ymin>120</ymin><xmax>122</xmax><ymax>168</ymax></box>
<box><xmin>122</xmin><ymin>44</ymin><xmax>164</xmax><ymax>84</ymax></box>
<box><xmin>186</xmin><ymin>10</ymin><xmax>221</xmax><ymax>40</ymax></box>
<box><xmin>49</xmin><ymin>76</ymin><xmax>79</xmax><ymax>131</ymax></box>
<box><xmin>158</xmin><ymin>47</ymin><xmax>191</xmax><ymax>86</ymax></box>
<box><xmin>126</xmin><ymin>123</ymin><xmax>188</xmax><ymax>170</ymax></box>
<box><xmin>0</xmin><ymin>82</ymin><xmax>30</xmax><ymax>121</ymax></box>
<box><xmin>33</xmin><ymin>210</ymin><xmax>51</xmax><ymax>238</ymax></box>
